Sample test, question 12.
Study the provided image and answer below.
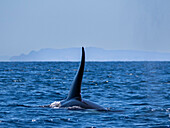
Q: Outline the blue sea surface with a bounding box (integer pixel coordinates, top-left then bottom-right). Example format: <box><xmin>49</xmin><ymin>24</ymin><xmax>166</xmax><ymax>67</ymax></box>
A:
<box><xmin>0</xmin><ymin>62</ymin><xmax>170</xmax><ymax>128</ymax></box>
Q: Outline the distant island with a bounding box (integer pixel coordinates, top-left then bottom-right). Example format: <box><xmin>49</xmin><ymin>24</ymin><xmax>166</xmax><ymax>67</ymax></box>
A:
<box><xmin>8</xmin><ymin>47</ymin><xmax>170</xmax><ymax>61</ymax></box>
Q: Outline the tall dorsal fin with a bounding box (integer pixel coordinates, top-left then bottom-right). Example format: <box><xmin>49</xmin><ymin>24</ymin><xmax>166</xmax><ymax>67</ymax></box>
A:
<box><xmin>66</xmin><ymin>47</ymin><xmax>85</xmax><ymax>100</ymax></box>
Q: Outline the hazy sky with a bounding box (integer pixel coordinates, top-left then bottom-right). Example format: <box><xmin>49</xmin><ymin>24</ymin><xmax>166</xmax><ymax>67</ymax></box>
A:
<box><xmin>0</xmin><ymin>0</ymin><xmax>170</xmax><ymax>56</ymax></box>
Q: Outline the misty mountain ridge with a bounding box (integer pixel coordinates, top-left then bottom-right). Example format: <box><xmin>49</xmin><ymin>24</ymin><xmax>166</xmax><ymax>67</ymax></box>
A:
<box><xmin>10</xmin><ymin>47</ymin><xmax>170</xmax><ymax>61</ymax></box>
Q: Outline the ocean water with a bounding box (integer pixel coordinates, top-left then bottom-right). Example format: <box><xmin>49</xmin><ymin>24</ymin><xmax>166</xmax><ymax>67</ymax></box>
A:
<box><xmin>0</xmin><ymin>62</ymin><xmax>170</xmax><ymax>128</ymax></box>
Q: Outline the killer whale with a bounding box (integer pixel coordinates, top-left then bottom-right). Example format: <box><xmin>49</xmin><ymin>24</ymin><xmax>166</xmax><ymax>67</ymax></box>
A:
<box><xmin>49</xmin><ymin>47</ymin><xmax>106</xmax><ymax>110</ymax></box>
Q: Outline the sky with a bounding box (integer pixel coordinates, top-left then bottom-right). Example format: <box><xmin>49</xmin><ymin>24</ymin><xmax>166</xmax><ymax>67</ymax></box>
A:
<box><xmin>0</xmin><ymin>0</ymin><xmax>170</xmax><ymax>57</ymax></box>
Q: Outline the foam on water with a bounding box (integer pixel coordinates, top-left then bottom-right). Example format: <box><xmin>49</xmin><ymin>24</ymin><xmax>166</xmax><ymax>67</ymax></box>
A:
<box><xmin>50</xmin><ymin>101</ymin><xmax>61</xmax><ymax>108</ymax></box>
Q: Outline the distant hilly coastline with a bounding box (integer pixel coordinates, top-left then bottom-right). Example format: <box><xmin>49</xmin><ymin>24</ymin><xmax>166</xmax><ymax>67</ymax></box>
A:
<box><xmin>9</xmin><ymin>47</ymin><xmax>170</xmax><ymax>61</ymax></box>
<box><xmin>0</xmin><ymin>56</ymin><xmax>10</xmax><ymax>61</ymax></box>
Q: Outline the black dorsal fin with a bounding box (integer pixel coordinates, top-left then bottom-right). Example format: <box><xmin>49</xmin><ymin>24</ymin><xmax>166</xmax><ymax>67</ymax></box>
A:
<box><xmin>66</xmin><ymin>47</ymin><xmax>85</xmax><ymax>100</ymax></box>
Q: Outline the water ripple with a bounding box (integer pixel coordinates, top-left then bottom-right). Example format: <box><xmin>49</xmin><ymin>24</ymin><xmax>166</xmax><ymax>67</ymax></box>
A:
<box><xmin>0</xmin><ymin>62</ymin><xmax>170</xmax><ymax>127</ymax></box>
